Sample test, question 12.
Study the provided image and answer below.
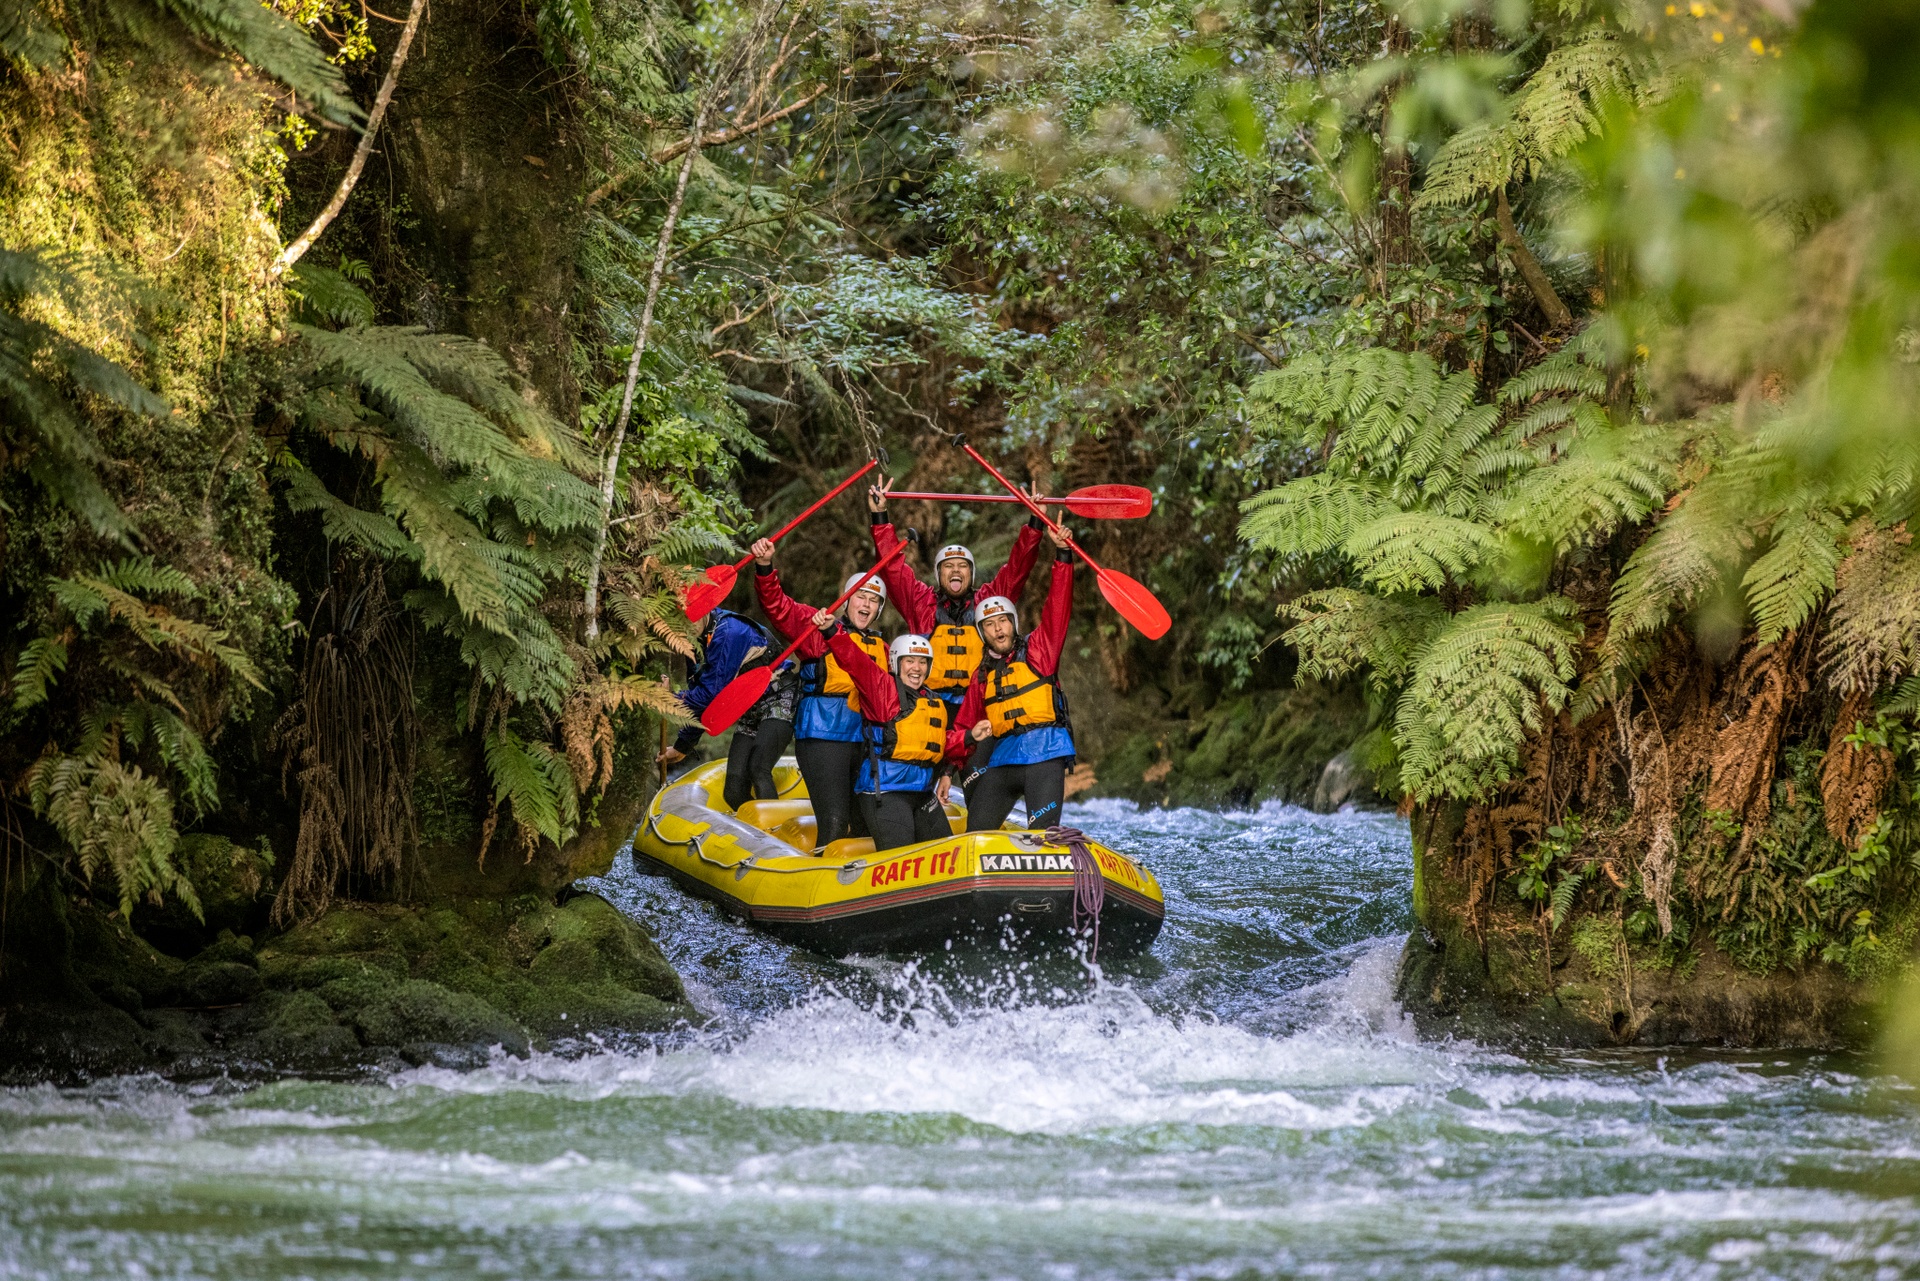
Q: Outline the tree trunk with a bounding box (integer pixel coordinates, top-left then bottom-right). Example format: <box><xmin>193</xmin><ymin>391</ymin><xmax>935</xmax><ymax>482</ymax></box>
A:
<box><xmin>1495</xmin><ymin>186</ymin><xmax>1573</xmax><ymax>331</ymax></box>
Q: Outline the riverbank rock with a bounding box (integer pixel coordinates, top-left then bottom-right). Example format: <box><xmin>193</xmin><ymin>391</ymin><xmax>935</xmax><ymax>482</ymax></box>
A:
<box><xmin>1311</xmin><ymin>744</ymin><xmax>1376</xmax><ymax>813</ymax></box>
<box><xmin>0</xmin><ymin>888</ymin><xmax>697</xmax><ymax>1084</ymax></box>
<box><xmin>1397</xmin><ymin>803</ymin><xmax>1881</xmax><ymax>1047</ymax></box>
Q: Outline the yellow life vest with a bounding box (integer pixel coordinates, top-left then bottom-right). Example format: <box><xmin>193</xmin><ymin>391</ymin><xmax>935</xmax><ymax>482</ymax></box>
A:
<box><xmin>927</xmin><ymin>623</ymin><xmax>984</xmax><ymax>692</ymax></box>
<box><xmin>879</xmin><ymin>684</ymin><xmax>949</xmax><ymax>762</ymax></box>
<box><xmin>818</xmin><ymin>630</ymin><xmax>889</xmax><ymax>711</ymax></box>
<box><xmin>980</xmin><ymin>647</ymin><xmax>1061</xmax><ymax>737</ymax></box>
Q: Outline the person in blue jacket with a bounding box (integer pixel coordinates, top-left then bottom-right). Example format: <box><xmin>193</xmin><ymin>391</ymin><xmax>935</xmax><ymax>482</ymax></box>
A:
<box><xmin>655</xmin><ymin>607</ymin><xmax>797</xmax><ymax>810</ymax></box>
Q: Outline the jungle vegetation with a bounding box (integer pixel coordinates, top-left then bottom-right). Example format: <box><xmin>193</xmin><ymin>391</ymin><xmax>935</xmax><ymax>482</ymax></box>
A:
<box><xmin>2</xmin><ymin>0</ymin><xmax>1915</xmax><ymax>994</ymax></box>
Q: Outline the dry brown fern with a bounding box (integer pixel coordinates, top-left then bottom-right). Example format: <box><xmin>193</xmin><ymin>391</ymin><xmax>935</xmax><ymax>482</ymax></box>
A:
<box><xmin>1820</xmin><ymin>688</ymin><xmax>1897</xmax><ymax>849</ymax></box>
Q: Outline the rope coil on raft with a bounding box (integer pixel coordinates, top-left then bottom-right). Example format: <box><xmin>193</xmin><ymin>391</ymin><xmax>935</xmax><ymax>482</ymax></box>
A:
<box><xmin>1044</xmin><ymin>825</ymin><xmax>1104</xmax><ymax>960</ymax></box>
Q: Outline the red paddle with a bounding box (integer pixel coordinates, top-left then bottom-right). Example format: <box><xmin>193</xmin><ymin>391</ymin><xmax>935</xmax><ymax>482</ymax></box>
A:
<box><xmin>952</xmin><ymin>439</ymin><xmax>1171</xmax><ymax>641</ymax></box>
<box><xmin>884</xmin><ymin>484</ymin><xmax>1153</xmax><ymax>520</ymax></box>
<box><xmin>683</xmin><ymin>460</ymin><xmax>878</xmax><ymax>621</ymax></box>
<box><xmin>698</xmin><ymin>539</ymin><xmax>912</xmax><ymax>735</ymax></box>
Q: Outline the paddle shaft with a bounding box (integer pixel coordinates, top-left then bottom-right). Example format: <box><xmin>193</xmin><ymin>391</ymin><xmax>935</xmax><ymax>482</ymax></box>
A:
<box><xmin>764</xmin><ymin>537</ymin><xmax>909</xmax><ymax>669</ymax></box>
<box><xmin>719</xmin><ymin>459</ymin><xmax>877</xmax><ymax>579</ymax></box>
<box><xmin>953</xmin><ymin>442</ymin><xmax>1096</xmax><ymax>568</ymax></box>
<box><xmin>884</xmin><ymin>487</ymin><xmax>1147</xmax><ymax>516</ymax></box>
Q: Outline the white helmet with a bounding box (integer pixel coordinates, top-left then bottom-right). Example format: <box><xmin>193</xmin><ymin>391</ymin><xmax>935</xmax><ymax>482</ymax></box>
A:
<box><xmin>843</xmin><ymin>571</ymin><xmax>887</xmax><ymax>603</ymax></box>
<box><xmin>935</xmin><ymin>544</ymin><xmax>975</xmax><ymax>573</ymax></box>
<box><xmin>889</xmin><ymin>634</ymin><xmax>934</xmax><ymax>671</ymax></box>
<box><xmin>975</xmin><ymin>595</ymin><xmax>1018</xmax><ymax>629</ymax></box>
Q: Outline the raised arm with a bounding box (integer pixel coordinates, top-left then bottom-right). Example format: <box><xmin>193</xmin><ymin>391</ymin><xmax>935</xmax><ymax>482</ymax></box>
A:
<box><xmin>824</xmin><ymin>624</ymin><xmax>900</xmax><ymax>720</ymax></box>
<box><xmin>978</xmin><ymin>515</ymin><xmax>1046</xmax><ymax>604</ymax></box>
<box><xmin>868</xmin><ymin>520</ymin><xmax>935</xmax><ymax>632</ymax></box>
<box><xmin>868</xmin><ymin>479</ymin><xmax>937</xmax><ymax>631</ymax></box>
<box><xmin>1020</xmin><ymin>548</ymin><xmax>1076</xmax><ymax>678</ymax></box>
<box><xmin>753</xmin><ymin>563</ymin><xmax>828</xmax><ymax>657</ymax></box>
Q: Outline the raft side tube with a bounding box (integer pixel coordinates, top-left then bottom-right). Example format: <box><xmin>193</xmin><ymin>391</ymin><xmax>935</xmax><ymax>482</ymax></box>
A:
<box><xmin>633</xmin><ymin>758</ymin><xmax>1164</xmax><ymax>957</ymax></box>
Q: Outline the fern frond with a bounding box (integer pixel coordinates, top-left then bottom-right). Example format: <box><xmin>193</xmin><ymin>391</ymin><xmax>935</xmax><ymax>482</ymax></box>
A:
<box><xmin>288</xmin><ymin>261</ymin><xmax>376</xmax><ymax>328</ymax></box>
<box><xmin>11</xmin><ymin>636</ymin><xmax>69</xmax><ymax>710</ymax></box>
<box><xmin>1239</xmin><ymin>472</ymin><xmax>1389</xmax><ymax>557</ymax></box>
<box><xmin>1344</xmin><ymin>510</ymin><xmax>1500</xmax><ymax>593</ymax></box>
<box><xmin>643</xmin><ymin>524</ymin><xmax>743</xmax><ymax>567</ymax></box>
<box><xmin>1279</xmin><ymin>589</ymin><xmax>1448</xmax><ymax>690</ymax></box>
<box><xmin>483</xmin><ymin>727</ymin><xmax>571</xmax><ymax>848</ymax></box>
<box><xmin>1884</xmin><ymin>674</ymin><xmax>1920</xmax><ymax>719</ymax></box>
<box><xmin>153</xmin><ymin>0</ymin><xmax>359</xmax><ymax>123</ymax></box>
<box><xmin>1606</xmin><ymin>476</ymin><xmax>1756</xmax><ymax>648</ymax></box>
<box><xmin>1499</xmin><ymin>426</ymin><xmax>1676</xmax><ymax>552</ymax></box>
<box><xmin>1824</xmin><ymin>527</ymin><xmax>1920</xmax><ymax>694</ymax></box>
<box><xmin>1549</xmin><ymin>869</ymin><xmax>1587</xmax><ymax>931</ymax></box>
<box><xmin>1743</xmin><ymin>505</ymin><xmax>1847</xmax><ymax>645</ymax></box>
<box><xmin>1397</xmin><ymin>598</ymin><xmax>1582</xmax><ymax>801</ymax></box>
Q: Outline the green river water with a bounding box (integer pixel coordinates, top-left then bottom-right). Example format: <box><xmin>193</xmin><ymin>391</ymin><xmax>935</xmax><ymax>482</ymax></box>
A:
<box><xmin>4</xmin><ymin>800</ymin><xmax>1919</xmax><ymax>1279</ymax></box>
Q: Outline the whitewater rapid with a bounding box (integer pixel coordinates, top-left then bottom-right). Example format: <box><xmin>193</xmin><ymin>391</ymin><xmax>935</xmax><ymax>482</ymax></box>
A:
<box><xmin>3</xmin><ymin>799</ymin><xmax>1916</xmax><ymax>1279</ymax></box>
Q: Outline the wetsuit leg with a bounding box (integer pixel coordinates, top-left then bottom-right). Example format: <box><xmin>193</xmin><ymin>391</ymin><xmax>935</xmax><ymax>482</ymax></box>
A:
<box><xmin>958</xmin><ymin>737</ymin><xmax>995</xmax><ymax>806</ymax></box>
<box><xmin>794</xmin><ymin>738</ymin><xmax>857</xmax><ymax>847</ymax></box>
<box><xmin>860</xmin><ymin>792</ymin><xmax>919</xmax><ymax>851</ymax></box>
<box><xmin>746</xmin><ymin>717</ymin><xmax>792</xmax><ymax>801</ymax></box>
<box><xmin>1021</xmin><ymin>757</ymin><xmax>1069</xmax><ymax>830</ymax></box>
<box><xmin>966</xmin><ymin>766</ymin><xmax>1022</xmax><ymax>832</ymax></box>
<box><xmin>846</xmin><ymin>749</ymin><xmax>871</xmax><ymax>839</ymax></box>
<box><xmin>723</xmin><ymin>731</ymin><xmax>757</xmax><ymax>810</ymax></box>
<box><xmin>911</xmin><ymin>791</ymin><xmax>952</xmax><ymax>843</ymax></box>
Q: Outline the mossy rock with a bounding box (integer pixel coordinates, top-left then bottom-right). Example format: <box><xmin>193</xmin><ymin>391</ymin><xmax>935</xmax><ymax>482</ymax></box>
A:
<box><xmin>322</xmin><ymin>975</ymin><xmax>530</xmax><ymax>1056</ymax></box>
<box><xmin>133</xmin><ymin>836</ymin><xmax>275</xmax><ymax>957</ymax></box>
<box><xmin>226</xmin><ymin>991</ymin><xmax>362</xmax><ymax>1068</ymax></box>
<box><xmin>69</xmin><ymin>907</ymin><xmax>185</xmax><ymax>1011</ymax></box>
<box><xmin>257</xmin><ymin>891</ymin><xmax>693</xmax><ymax>1045</ymax></box>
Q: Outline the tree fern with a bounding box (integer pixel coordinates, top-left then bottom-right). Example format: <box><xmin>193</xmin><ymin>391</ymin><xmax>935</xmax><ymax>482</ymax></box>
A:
<box><xmin>1498</xmin><ymin>426</ymin><xmax>1675</xmax><ymax>552</ymax></box>
<box><xmin>1823</xmin><ymin>527</ymin><xmax>1920</xmax><ymax>695</ymax></box>
<box><xmin>1743</xmin><ymin>505</ymin><xmax>1847</xmax><ymax>645</ymax></box>
<box><xmin>1238</xmin><ymin>472</ymin><xmax>1388</xmax><ymax>558</ymax></box>
<box><xmin>1396</xmin><ymin>599</ymin><xmax>1582</xmax><ymax>801</ymax></box>
<box><xmin>1418</xmin><ymin>32</ymin><xmax>1647</xmax><ymax>210</ymax></box>
<box><xmin>1280</xmin><ymin>589</ymin><xmax>1447</xmax><ymax>691</ymax></box>
<box><xmin>1345</xmin><ymin>509</ymin><xmax>1502</xmax><ymax>594</ymax></box>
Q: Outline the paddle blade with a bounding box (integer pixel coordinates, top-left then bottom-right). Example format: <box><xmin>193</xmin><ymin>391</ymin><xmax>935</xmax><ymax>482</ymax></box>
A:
<box><xmin>682</xmin><ymin>564</ymin><xmax>737</xmax><ymax>621</ymax></box>
<box><xmin>700</xmin><ymin>667</ymin><xmax>772</xmax><ymax>736</ymax></box>
<box><xmin>1095</xmin><ymin>566</ymin><xmax>1171</xmax><ymax>640</ymax></box>
<box><xmin>1060</xmin><ymin>484</ymin><xmax>1154</xmax><ymax>520</ymax></box>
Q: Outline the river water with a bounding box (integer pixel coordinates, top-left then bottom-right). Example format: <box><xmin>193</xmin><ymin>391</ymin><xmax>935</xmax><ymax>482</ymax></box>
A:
<box><xmin>4</xmin><ymin>800</ymin><xmax>1919</xmax><ymax>1279</ymax></box>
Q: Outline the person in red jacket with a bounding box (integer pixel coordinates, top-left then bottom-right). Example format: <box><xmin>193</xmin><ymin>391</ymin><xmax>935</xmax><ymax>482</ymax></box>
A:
<box><xmin>809</xmin><ymin>612</ymin><xmax>953</xmax><ymax>852</ymax></box>
<box><xmin>865</xmin><ymin>477</ymin><xmax>1048</xmax><ymax>714</ymax></box>
<box><xmin>750</xmin><ymin>537</ymin><xmax>890</xmax><ymax>848</ymax></box>
<box><xmin>945</xmin><ymin>524</ymin><xmax>1076</xmax><ymax>832</ymax></box>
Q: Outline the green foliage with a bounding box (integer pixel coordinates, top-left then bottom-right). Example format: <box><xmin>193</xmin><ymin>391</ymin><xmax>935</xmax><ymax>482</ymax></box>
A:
<box><xmin>1514</xmin><ymin>814</ymin><xmax>1586</xmax><ymax>932</ymax></box>
<box><xmin>283</xmin><ymin>325</ymin><xmax>600</xmax><ymax>843</ymax></box>
<box><xmin>1417</xmin><ymin>31</ymin><xmax>1650</xmax><ymax>210</ymax></box>
<box><xmin>1195</xmin><ymin>613</ymin><xmax>1264</xmax><ymax>692</ymax></box>
<box><xmin>1242</xmin><ymin>345</ymin><xmax>1608</xmax><ymax>800</ymax></box>
<box><xmin>23</xmin><ymin>752</ymin><xmax>198</xmax><ymax>920</ymax></box>
<box><xmin>0</xmin><ymin>249</ymin><xmax>162</xmax><ymax>543</ymax></box>
<box><xmin>6</xmin><ymin>0</ymin><xmax>357</xmax><ymax>122</ymax></box>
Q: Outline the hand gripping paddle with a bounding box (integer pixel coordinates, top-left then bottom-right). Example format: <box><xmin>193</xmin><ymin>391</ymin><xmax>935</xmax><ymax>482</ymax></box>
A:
<box><xmin>697</xmin><ymin>538</ymin><xmax>911</xmax><ymax>736</ymax></box>
<box><xmin>682</xmin><ymin>460</ymin><xmax>878</xmax><ymax>622</ymax></box>
<box><xmin>953</xmin><ymin>439</ymin><xmax>1171</xmax><ymax>641</ymax></box>
<box><xmin>882</xmin><ymin>484</ymin><xmax>1153</xmax><ymax>520</ymax></box>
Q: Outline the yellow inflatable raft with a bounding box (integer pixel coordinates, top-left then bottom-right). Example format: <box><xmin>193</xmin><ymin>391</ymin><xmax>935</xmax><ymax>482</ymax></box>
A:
<box><xmin>632</xmin><ymin>758</ymin><xmax>1164</xmax><ymax>957</ymax></box>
